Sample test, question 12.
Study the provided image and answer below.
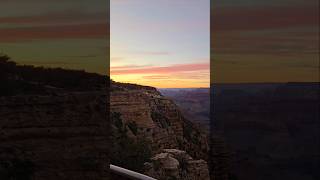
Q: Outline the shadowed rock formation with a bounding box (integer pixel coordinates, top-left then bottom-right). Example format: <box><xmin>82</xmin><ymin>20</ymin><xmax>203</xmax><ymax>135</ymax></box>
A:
<box><xmin>110</xmin><ymin>81</ymin><xmax>210</xmax><ymax>180</ymax></box>
<box><xmin>145</xmin><ymin>149</ymin><xmax>210</xmax><ymax>180</ymax></box>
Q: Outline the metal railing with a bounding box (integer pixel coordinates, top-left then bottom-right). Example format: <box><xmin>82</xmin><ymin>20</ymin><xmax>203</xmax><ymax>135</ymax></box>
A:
<box><xmin>110</xmin><ymin>164</ymin><xmax>157</xmax><ymax>180</ymax></box>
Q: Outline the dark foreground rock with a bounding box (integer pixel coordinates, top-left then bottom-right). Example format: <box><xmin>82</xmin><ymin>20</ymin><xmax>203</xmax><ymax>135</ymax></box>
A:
<box><xmin>144</xmin><ymin>149</ymin><xmax>210</xmax><ymax>180</ymax></box>
<box><xmin>0</xmin><ymin>92</ymin><xmax>109</xmax><ymax>180</ymax></box>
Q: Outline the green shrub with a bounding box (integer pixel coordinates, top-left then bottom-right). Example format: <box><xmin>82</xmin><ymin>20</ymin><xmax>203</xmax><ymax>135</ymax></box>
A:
<box><xmin>127</xmin><ymin>121</ymin><xmax>138</xmax><ymax>135</ymax></box>
<box><xmin>151</xmin><ymin>111</ymin><xmax>171</xmax><ymax>129</ymax></box>
<box><xmin>110</xmin><ymin>136</ymin><xmax>151</xmax><ymax>172</ymax></box>
<box><xmin>111</xmin><ymin>112</ymin><xmax>151</xmax><ymax>172</ymax></box>
<box><xmin>111</xmin><ymin>112</ymin><xmax>128</xmax><ymax>135</ymax></box>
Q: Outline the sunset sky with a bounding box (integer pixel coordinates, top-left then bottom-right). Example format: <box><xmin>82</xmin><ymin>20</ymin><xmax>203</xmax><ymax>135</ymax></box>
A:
<box><xmin>1</xmin><ymin>0</ymin><xmax>318</xmax><ymax>86</ymax></box>
<box><xmin>110</xmin><ymin>0</ymin><xmax>210</xmax><ymax>88</ymax></box>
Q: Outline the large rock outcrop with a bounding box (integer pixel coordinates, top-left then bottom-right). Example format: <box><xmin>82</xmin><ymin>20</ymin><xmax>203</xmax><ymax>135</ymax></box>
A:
<box><xmin>144</xmin><ymin>149</ymin><xmax>210</xmax><ymax>180</ymax></box>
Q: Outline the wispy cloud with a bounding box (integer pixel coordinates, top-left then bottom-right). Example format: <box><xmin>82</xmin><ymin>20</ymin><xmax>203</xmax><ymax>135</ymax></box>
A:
<box><xmin>142</xmin><ymin>75</ymin><xmax>171</xmax><ymax>80</ymax></box>
<box><xmin>143</xmin><ymin>72</ymin><xmax>209</xmax><ymax>80</ymax></box>
<box><xmin>132</xmin><ymin>51</ymin><xmax>171</xmax><ymax>56</ymax></box>
<box><xmin>111</xmin><ymin>57</ymin><xmax>125</xmax><ymax>62</ymax></box>
<box><xmin>111</xmin><ymin>64</ymin><xmax>152</xmax><ymax>70</ymax></box>
<box><xmin>111</xmin><ymin>63</ymin><xmax>209</xmax><ymax>75</ymax></box>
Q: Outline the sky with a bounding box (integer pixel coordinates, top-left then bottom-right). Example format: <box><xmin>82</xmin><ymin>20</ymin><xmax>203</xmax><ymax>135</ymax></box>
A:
<box><xmin>110</xmin><ymin>0</ymin><xmax>210</xmax><ymax>88</ymax></box>
<box><xmin>1</xmin><ymin>0</ymin><xmax>318</xmax><ymax>85</ymax></box>
<box><xmin>0</xmin><ymin>0</ymin><xmax>109</xmax><ymax>75</ymax></box>
<box><xmin>211</xmin><ymin>0</ymin><xmax>319</xmax><ymax>83</ymax></box>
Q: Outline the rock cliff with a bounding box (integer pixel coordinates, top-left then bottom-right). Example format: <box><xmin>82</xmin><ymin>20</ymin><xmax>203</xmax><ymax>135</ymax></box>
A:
<box><xmin>110</xmin><ymin>81</ymin><xmax>210</xmax><ymax>179</ymax></box>
<box><xmin>0</xmin><ymin>54</ymin><xmax>211</xmax><ymax>180</ymax></box>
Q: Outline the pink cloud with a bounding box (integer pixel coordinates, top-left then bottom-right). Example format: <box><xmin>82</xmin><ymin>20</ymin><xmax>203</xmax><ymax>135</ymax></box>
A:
<box><xmin>142</xmin><ymin>75</ymin><xmax>171</xmax><ymax>80</ymax></box>
<box><xmin>111</xmin><ymin>63</ymin><xmax>209</xmax><ymax>75</ymax></box>
<box><xmin>143</xmin><ymin>73</ymin><xmax>208</xmax><ymax>80</ymax></box>
<box><xmin>111</xmin><ymin>64</ymin><xmax>152</xmax><ymax>70</ymax></box>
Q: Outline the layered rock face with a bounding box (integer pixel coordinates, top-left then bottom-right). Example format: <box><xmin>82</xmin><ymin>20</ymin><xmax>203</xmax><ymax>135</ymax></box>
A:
<box><xmin>145</xmin><ymin>149</ymin><xmax>210</xmax><ymax>180</ymax></box>
<box><xmin>0</xmin><ymin>92</ymin><xmax>109</xmax><ymax>180</ymax></box>
<box><xmin>111</xmin><ymin>82</ymin><xmax>208</xmax><ymax>157</ymax></box>
<box><xmin>159</xmin><ymin>88</ymin><xmax>210</xmax><ymax>132</ymax></box>
<box><xmin>111</xmin><ymin>82</ymin><xmax>210</xmax><ymax>179</ymax></box>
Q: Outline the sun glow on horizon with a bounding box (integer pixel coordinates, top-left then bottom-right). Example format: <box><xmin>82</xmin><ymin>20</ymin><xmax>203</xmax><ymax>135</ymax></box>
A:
<box><xmin>110</xmin><ymin>0</ymin><xmax>210</xmax><ymax>88</ymax></box>
<box><xmin>111</xmin><ymin>72</ymin><xmax>210</xmax><ymax>88</ymax></box>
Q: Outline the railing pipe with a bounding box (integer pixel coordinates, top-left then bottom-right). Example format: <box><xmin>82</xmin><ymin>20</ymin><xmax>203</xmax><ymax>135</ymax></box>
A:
<box><xmin>110</xmin><ymin>164</ymin><xmax>157</xmax><ymax>180</ymax></box>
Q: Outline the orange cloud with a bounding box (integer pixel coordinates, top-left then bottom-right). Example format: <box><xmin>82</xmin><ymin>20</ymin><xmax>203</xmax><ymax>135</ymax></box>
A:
<box><xmin>142</xmin><ymin>75</ymin><xmax>171</xmax><ymax>80</ymax></box>
<box><xmin>111</xmin><ymin>64</ymin><xmax>152</xmax><ymax>70</ymax></box>
<box><xmin>111</xmin><ymin>63</ymin><xmax>209</xmax><ymax>75</ymax></box>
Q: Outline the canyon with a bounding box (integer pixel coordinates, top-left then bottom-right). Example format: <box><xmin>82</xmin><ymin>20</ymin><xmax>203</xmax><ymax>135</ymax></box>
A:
<box><xmin>0</xmin><ymin>57</ymin><xmax>213</xmax><ymax>180</ymax></box>
<box><xmin>110</xmin><ymin>81</ymin><xmax>210</xmax><ymax>180</ymax></box>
